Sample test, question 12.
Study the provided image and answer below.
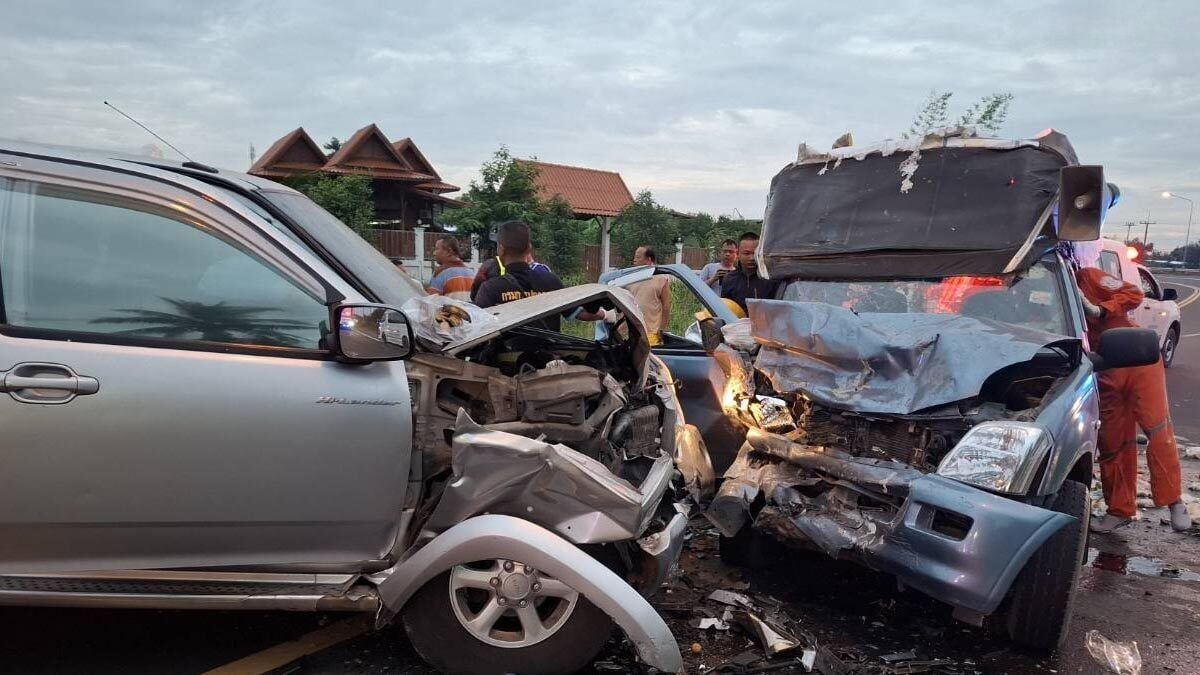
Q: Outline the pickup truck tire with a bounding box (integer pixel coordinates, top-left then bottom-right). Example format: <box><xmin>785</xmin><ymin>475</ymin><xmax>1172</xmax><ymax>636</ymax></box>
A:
<box><xmin>404</xmin><ymin>567</ymin><xmax>613</xmax><ymax>675</ymax></box>
<box><xmin>1005</xmin><ymin>479</ymin><xmax>1090</xmax><ymax>652</ymax></box>
<box><xmin>1163</xmin><ymin>324</ymin><xmax>1180</xmax><ymax>369</ymax></box>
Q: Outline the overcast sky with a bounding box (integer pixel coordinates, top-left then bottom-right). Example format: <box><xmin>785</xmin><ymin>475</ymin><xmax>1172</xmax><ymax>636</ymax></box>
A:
<box><xmin>3</xmin><ymin>1</ymin><xmax>1199</xmax><ymax>250</ymax></box>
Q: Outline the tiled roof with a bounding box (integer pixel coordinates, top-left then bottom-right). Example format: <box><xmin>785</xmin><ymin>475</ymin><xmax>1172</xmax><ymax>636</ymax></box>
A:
<box><xmin>517</xmin><ymin>160</ymin><xmax>634</xmax><ymax>218</ymax></box>
<box><xmin>324</xmin><ymin>124</ymin><xmax>433</xmax><ymax>181</ymax></box>
<box><xmin>249</xmin><ymin>127</ymin><xmax>327</xmax><ymax>176</ymax></box>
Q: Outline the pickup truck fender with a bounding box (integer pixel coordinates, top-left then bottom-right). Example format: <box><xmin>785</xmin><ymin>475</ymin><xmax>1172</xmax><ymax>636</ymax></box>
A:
<box><xmin>371</xmin><ymin>514</ymin><xmax>683</xmax><ymax>674</ymax></box>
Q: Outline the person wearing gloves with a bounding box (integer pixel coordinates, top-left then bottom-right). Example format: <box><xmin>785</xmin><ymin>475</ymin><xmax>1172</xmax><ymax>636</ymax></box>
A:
<box><xmin>1071</xmin><ymin>241</ymin><xmax>1191</xmax><ymax>533</ymax></box>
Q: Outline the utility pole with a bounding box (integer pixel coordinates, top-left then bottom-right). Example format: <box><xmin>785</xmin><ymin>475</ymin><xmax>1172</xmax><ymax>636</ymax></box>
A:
<box><xmin>1139</xmin><ymin>210</ymin><xmax>1157</xmax><ymax>247</ymax></box>
<box><xmin>1124</xmin><ymin>222</ymin><xmax>1135</xmax><ymax>243</ymax></box>
<box><xmin>249</xmin><ymin>143</ymin><xmax>256</xmax><ymax>165</ymax></box>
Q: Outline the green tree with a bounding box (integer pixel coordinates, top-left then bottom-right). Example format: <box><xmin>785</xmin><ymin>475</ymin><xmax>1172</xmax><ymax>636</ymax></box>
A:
<box><xmin>287</xmin><ymin>174</ymin><xmax>376</xmax><ymax>238</ymax></box>
<box><xmin>611</xmin><ymin>190</ymin><xmax>679</xmax><ymax>262</ymax></box>
<box><xmin>904</xmin><ymin>91</ymin><xmax>1014</xmax><ymax>137</ymax></box>
<box><xmin>323</xmin><ymin>137</ymin><xmax>342</xmax><ymax>155</ymax></box>
<box><xmin>443</xmin><ymin>146</ymin><xmax>590</xmax><ymax>274</ymax></box>
<box><xmin>441</xmin><ymin>146</ymin><xmax>542</xmax><ymax>239</ymax></box>
<box><xmin>531</xmin><ymin>196</ymin><xmax>587</xmax><ymax>275</ymax></box>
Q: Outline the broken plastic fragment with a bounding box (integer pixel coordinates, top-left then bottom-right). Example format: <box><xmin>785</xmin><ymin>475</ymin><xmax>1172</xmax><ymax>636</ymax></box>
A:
<box><xmin>730</xmin><ymin>611</ymin><xmax>802</xmax><ymax>656</ymax></box>
<box><xmin>707</xmin><ymin>589</ymin><xmax>756</xmax><ymax>610</ymax></box>
<box><xmin>1085</xmin><ymin>630</ymin><xmax>1141</xmax><ymax>675</ymax></box>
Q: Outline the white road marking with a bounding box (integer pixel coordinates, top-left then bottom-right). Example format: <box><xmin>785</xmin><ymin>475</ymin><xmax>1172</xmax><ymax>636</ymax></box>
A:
<box><xmin>203</xmin><ymin>615</ymin><xmax>372</xmax><ymax>675</ymax></box>
<box><xmin>1183</xmin><ymin>332</ymin><xmax>1200</xmax><ymax>339</ymax></box>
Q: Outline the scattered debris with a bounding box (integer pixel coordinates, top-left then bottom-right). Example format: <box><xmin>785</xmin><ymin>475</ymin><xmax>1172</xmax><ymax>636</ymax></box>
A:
<box><xmin>691</xmin><ymin>642</ymin><xmax>704</xmax><ymax>655</ymax></box>
<box><xmin>881</xmin><ymin>650</ymin><xmax>918</xmax><ymax>663</ymax></box>
<box><xmin>1182</xmin><ymin>446</ymin><xmax>1200</xmax><ymax>460</ymax></box>
<box><xmin>708</xmin><ymin>589</ymin><xmax>758</xmax><ymax>611</ymax></box>
<box><xmin>1086</xmin><ymin>630</ymin><xmax>1142</xmax><ymax>675</ymax></box>
<box><xmin>730</xmin><ymin>611</ymin><xmax>802</xmax><ymax>656</ymax></box>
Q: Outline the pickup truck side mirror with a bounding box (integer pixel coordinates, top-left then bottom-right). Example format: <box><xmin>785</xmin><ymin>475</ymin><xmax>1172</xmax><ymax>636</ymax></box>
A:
<box><xmin>333</xmin><ymin>303</ymin><xmax>414</xmax><ymax>362</ymax></box>
<box><xmin>1090</xmin><ymin>327</ymin><xmax>1160</xmax><ymax>372</ymax></box>
<box><xmin>1162</xmin><ymin>287</ymin><xmax>1179</xmax><ymax>302</ymax></box>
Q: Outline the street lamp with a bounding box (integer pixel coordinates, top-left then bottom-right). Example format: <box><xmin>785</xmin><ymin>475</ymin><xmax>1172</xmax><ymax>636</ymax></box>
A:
<box><xmin>1162</xmin><ymin>191</ymin><xmax>1195</xmax><ymax>268</ymax></box>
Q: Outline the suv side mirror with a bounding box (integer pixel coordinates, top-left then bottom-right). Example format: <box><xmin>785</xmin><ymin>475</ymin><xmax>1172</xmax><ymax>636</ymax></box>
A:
<box><xmin>333</xmin><ymin>303</ymin><xmax>414</xmax><ymax>361</ymax></box>
<box><xmin>1091</xmin><ymin>327</ymin><xmax>1160</xmax><ymax>372</ymax></box>
<box><xmin>1162</xmin><ymin>287</ymin><xmax>1179</xmax><ymax>302</ymax></box>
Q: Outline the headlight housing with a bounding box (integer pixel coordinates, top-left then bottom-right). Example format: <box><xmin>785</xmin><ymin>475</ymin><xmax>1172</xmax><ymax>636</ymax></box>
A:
<box><xmin>936</xmin><ymin>421</ymin><xmax>1052</xmax><ymax>494</ymax></box>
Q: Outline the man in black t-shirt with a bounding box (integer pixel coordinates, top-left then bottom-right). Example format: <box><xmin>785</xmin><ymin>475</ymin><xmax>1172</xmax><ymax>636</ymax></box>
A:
<box><xmin>474</xmin><ymin>221</ymin><xmax>606</xmax><ymax>331</ymax></box>
<box><xmin>721</xmin><ymin>231</ymin><xmax>782</xmax><ymax>312</ymax></box>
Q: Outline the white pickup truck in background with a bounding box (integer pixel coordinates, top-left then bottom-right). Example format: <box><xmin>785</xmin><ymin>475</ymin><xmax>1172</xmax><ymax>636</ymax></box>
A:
<box><xmin>1097</xmin><ymin>238</ymin><xmax>1183</xmax><ymax>367</ymax></box>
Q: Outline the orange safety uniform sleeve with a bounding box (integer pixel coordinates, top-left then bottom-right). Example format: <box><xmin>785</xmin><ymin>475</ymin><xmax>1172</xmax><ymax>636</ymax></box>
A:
<box><xmin>1075</xmin><ymin>267</ymin><xmax>1143</xmax><ymax>347</ymax></box>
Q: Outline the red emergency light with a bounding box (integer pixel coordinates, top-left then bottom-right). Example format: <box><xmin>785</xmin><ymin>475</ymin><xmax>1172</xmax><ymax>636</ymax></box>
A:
<box><xmin>1126</xmin><ymin>242</ymin><xmax>1146</xmax><ymax>263</ymax></box>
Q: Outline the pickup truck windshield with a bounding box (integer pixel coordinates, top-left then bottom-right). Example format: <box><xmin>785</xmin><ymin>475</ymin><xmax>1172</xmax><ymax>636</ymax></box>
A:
<box><xmin>781</xmin><ymin>260</ymin><xmax>1069</xmax><ymax>335</ymax></box>
<box><xmin>261</xmin><ymin>190</ymin><xmax>423</xmax><ymax>307</ymax></box>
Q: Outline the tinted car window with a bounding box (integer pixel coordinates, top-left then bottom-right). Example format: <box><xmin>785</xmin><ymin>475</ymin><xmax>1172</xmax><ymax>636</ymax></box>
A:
<box><xmin>1099</xmin><ymin>250</ymin><xmax>1122</xmax><ymax>279</ymax></box>
<box><xmin>0</xmin><ymin>180</ymin><xmax>326</xmax><ymax>349</ymax></box>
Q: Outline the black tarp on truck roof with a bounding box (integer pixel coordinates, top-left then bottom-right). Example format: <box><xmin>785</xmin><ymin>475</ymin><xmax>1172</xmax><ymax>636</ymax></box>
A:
<box><xmin>757</xmin><ymin>130</ymin><xmax>1100</xmax><ymax>280</ymax></box>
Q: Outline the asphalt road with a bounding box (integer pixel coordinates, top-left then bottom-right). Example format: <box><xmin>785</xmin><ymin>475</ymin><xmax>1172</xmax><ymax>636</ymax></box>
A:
<box><xmin>4</xmin><ymin>281</ymin><xmax>1198</xmax><ymax>675</ymax></box>
<box><xmin>1159</xmin><ymin>274</ymin><xmax>1200</xmax><ymax>443</ymax></box>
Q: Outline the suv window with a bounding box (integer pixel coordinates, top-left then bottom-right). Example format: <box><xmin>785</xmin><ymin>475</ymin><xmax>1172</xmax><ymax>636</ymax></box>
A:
<box><xmin>1099</xmin><ymin>250</ymin><xmax>1123</xmax><ymax>279</ymax></box>
<box><xmin>1138</xmin><ymin>268</ymin><xmax>1161</xmax><ymax>300</ymax></box>
<box><xmin>0</xmin><ymin>179</ymin><xmax>327</xmax><ymax>349</ymax></box>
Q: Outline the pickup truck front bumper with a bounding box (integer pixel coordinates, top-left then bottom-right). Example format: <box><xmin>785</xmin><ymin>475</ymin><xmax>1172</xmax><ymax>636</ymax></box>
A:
<box><xmin>708</xmin><ymin>429</ymin><xmax>1074</xmax><ymax>615</ymax></box>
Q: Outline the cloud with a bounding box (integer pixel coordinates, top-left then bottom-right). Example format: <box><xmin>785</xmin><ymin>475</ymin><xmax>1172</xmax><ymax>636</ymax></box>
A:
<box><xmin>2</xmin><ymin>0</ymin><xmax>1199</xmax><ymax>249</ymax></box>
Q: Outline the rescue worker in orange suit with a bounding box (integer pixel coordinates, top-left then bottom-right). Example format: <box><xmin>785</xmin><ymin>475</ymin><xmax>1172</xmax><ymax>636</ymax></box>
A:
<box><xmin>1073</xmin><ymin>246</ymin><xmax>1191</xmax><ymax>533</ymax></box>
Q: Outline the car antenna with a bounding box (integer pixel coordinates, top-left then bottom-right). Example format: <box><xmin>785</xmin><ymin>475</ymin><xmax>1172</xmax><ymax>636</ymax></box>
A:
<box><xmin>102</xmin><ymin>101</ymin><xmax>218</xmax><ymax>173</ymax></box>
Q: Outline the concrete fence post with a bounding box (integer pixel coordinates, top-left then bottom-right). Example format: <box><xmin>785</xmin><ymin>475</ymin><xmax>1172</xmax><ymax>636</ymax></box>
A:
<box><xmin>414</xmin><ymin>225</ymin><xmax>427</xmax><ymax>282</ymax></box>
<box><xmin>470</xmin><ymin>234</ymin><xmax>480</xmax><ymax>263</ymax></box>
<box><xmin>675</xmin><ymin>240</ymin><xmax>684</xmax><ymax>266</ymax></box>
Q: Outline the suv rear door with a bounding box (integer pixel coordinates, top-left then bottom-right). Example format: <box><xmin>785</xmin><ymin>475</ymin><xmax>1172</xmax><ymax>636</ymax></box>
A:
<box><xmin>0</xmin><ymin>156</ymin><xmax>411</xmax><ymax>573</ymax></box>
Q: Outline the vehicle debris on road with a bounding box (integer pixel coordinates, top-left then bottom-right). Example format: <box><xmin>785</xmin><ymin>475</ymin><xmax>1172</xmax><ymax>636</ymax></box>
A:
<box><xmin>1085</xmin><ymin>630</ymin><xmax>1142</xmax><ymax>675</ymax></box>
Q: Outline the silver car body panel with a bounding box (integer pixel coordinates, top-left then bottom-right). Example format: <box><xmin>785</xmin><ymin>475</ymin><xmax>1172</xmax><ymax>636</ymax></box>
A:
<box><xmin>0</xmin><ymin>149</ymin><xmax>413</xmax><ymax>573</ymax></box>
<box><xmin>424</xmin><ymin>412</ymin><xmax>673</xmax><ymax>544</ymax></box>
<box><xmin>373</xmin><ymin>514</ymin><xmax>683</xmax><ymax>673</ymax></box>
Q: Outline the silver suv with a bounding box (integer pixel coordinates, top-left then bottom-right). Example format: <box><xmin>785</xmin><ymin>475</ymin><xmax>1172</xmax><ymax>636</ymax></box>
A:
<box><xmin>0</xmin><ymin>142</ymin><xmax>712</xmax><ymax>675</ymax></box>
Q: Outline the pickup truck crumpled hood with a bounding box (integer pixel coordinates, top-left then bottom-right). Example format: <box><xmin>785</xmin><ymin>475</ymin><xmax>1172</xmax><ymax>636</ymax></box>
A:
<box><xmin>748</xmin><ymin>298</ymin><xmax>1075</xmax><ymax>414</ymax></box>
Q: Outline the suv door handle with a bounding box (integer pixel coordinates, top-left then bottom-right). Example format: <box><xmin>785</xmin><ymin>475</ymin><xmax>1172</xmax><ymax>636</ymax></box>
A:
<box><xmin>1</xmin><ymin>363</ymin><xmax>100</xmax><ymax>404</ymax></box>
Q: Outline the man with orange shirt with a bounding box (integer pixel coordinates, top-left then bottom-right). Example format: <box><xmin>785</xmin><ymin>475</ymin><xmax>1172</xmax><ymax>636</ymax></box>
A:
<box><xmin>427</xmin><ymin>237</ymin><xmax>474</xmax><ymax>302</ymax></box>
<box><xmin>1074</xmin><ymin>247</ymin><xmax>1190</xmax><ymax>533</ymax></box>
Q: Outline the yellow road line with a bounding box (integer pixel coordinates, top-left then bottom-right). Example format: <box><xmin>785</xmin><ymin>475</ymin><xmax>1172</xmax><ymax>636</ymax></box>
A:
<box><xmin>1162</xmin><ymin>279</ymin><xmax>1200</xmax><ymax>309</ymax></box>
<box><xmin>202</xmin><ymin>615</ymin><xmax>373</xmax><ymax>675</ymax></box>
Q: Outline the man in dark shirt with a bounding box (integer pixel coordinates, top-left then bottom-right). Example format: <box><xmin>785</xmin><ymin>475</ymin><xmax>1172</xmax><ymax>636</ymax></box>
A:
<box><xmin>474</xmin><ymin>221</ymin><xmax>605</xmax><ymax>331</ymax></box>
<box><xmin>720</xmin><ymin>231</ymin><xmax>782</xmax><ymax>312</ymax></box>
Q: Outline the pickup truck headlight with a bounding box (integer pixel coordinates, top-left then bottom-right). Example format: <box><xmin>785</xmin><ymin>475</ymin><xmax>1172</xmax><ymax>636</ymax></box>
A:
<box><xmin>936</xmin><ymin>421</ymin><xmax>1052</xmax><ymax>494</ymax></box>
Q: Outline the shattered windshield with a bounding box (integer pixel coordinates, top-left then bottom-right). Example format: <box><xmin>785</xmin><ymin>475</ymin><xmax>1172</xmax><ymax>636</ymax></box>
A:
<box><xmin>781</xmin><ymin>259</ymin><xmax>1069</xmax><ymax>335</ymax></box>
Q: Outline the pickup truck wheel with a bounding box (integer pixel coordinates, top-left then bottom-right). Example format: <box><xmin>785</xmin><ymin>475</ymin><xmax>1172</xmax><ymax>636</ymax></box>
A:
<box><xmin>1005</xmin><ymin>479</ymin><xmax>1090</xmax><ymax>652</ymax></box>
<box><xmin>403</xmin><ymin>559</ymin><xmax>613</xmax><ymax>675</ymax></box>
<box><xmin>1163</xmin><ymin>325</ymin><xmax>1180</xmax><ymax>368</ymax></box>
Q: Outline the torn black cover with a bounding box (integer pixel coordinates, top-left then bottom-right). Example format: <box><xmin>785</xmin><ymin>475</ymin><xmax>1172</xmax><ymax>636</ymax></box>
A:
<box><xmin>749</xmin><ymin>299</ymin><xmax>1073</xmax><ymax>414</ymax></box>
<box><xmin>759</xmin><ymin>146</ymin><xmax>1066</xmax><ymax>279</ymax></box>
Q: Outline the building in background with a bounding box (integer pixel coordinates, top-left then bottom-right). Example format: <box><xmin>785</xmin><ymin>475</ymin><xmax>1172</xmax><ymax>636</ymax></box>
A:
<box><xmin>249</xmin><ymin>123</ymin><xmax>462</xmax><ymax>230</ymax></box>
<box><xmin>515</xmin><ymin>159</ymin><xmax>633</xmax><ymax>273</ymax></box>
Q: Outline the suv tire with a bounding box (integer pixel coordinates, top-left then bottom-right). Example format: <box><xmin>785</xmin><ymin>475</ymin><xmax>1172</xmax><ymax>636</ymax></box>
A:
<box><xmin>404</xmin><ymin>567</ymin><xmax>613</xmax><ymax>675</ymax></box>
<box><xmin>1163</xmin><ymin>324</ymin><xmax>1180</xmax><ymax>369</ymax></box>
<box><xmin>1005</xmin><ymin>479</ymin><xmax>1090</xmax><ymax>652</ymax></box>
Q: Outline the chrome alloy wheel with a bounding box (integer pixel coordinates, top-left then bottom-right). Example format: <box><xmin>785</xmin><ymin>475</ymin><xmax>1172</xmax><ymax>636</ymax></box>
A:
<box><xmin>448</xmin><ymin>559</ymin><xmax>580</xmax><ymax>648</ymax></box>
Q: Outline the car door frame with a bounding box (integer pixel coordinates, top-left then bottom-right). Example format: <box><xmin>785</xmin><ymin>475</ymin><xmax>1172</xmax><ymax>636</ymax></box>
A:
<box><xmin>0</xmin><ymin>154</ymin><xmax>414</xmax><ymax>573</ymax></box>
<box><xmin>602</xmin><ymin>264</ymin><xmax>745</xmax><ymax>472</ymax></box>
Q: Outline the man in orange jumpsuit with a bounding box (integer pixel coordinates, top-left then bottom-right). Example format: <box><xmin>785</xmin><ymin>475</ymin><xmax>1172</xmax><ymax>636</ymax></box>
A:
<box><xmin>1076</xmin><ymin>260</ymin><xmax>1191</xmax><ymax>532</ymax></box>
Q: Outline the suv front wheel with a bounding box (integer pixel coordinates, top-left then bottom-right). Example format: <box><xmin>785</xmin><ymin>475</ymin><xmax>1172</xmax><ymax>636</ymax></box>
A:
<box><xmin>404</xmin><ymin>559</ymin><xmax>613</xmax><ymax>675</ymax></box>
<box><xmin>1004</xmin><ymin>479</ymin><xmax>1090</xmax><ymax>651</ymax></box>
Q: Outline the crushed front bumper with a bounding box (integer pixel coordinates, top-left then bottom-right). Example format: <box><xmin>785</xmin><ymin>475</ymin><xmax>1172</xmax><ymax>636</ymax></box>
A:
<box><xmin>708</xmin><ymin>429</ymin><xmax>1074</xmax><ymax>615</ymax></box>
